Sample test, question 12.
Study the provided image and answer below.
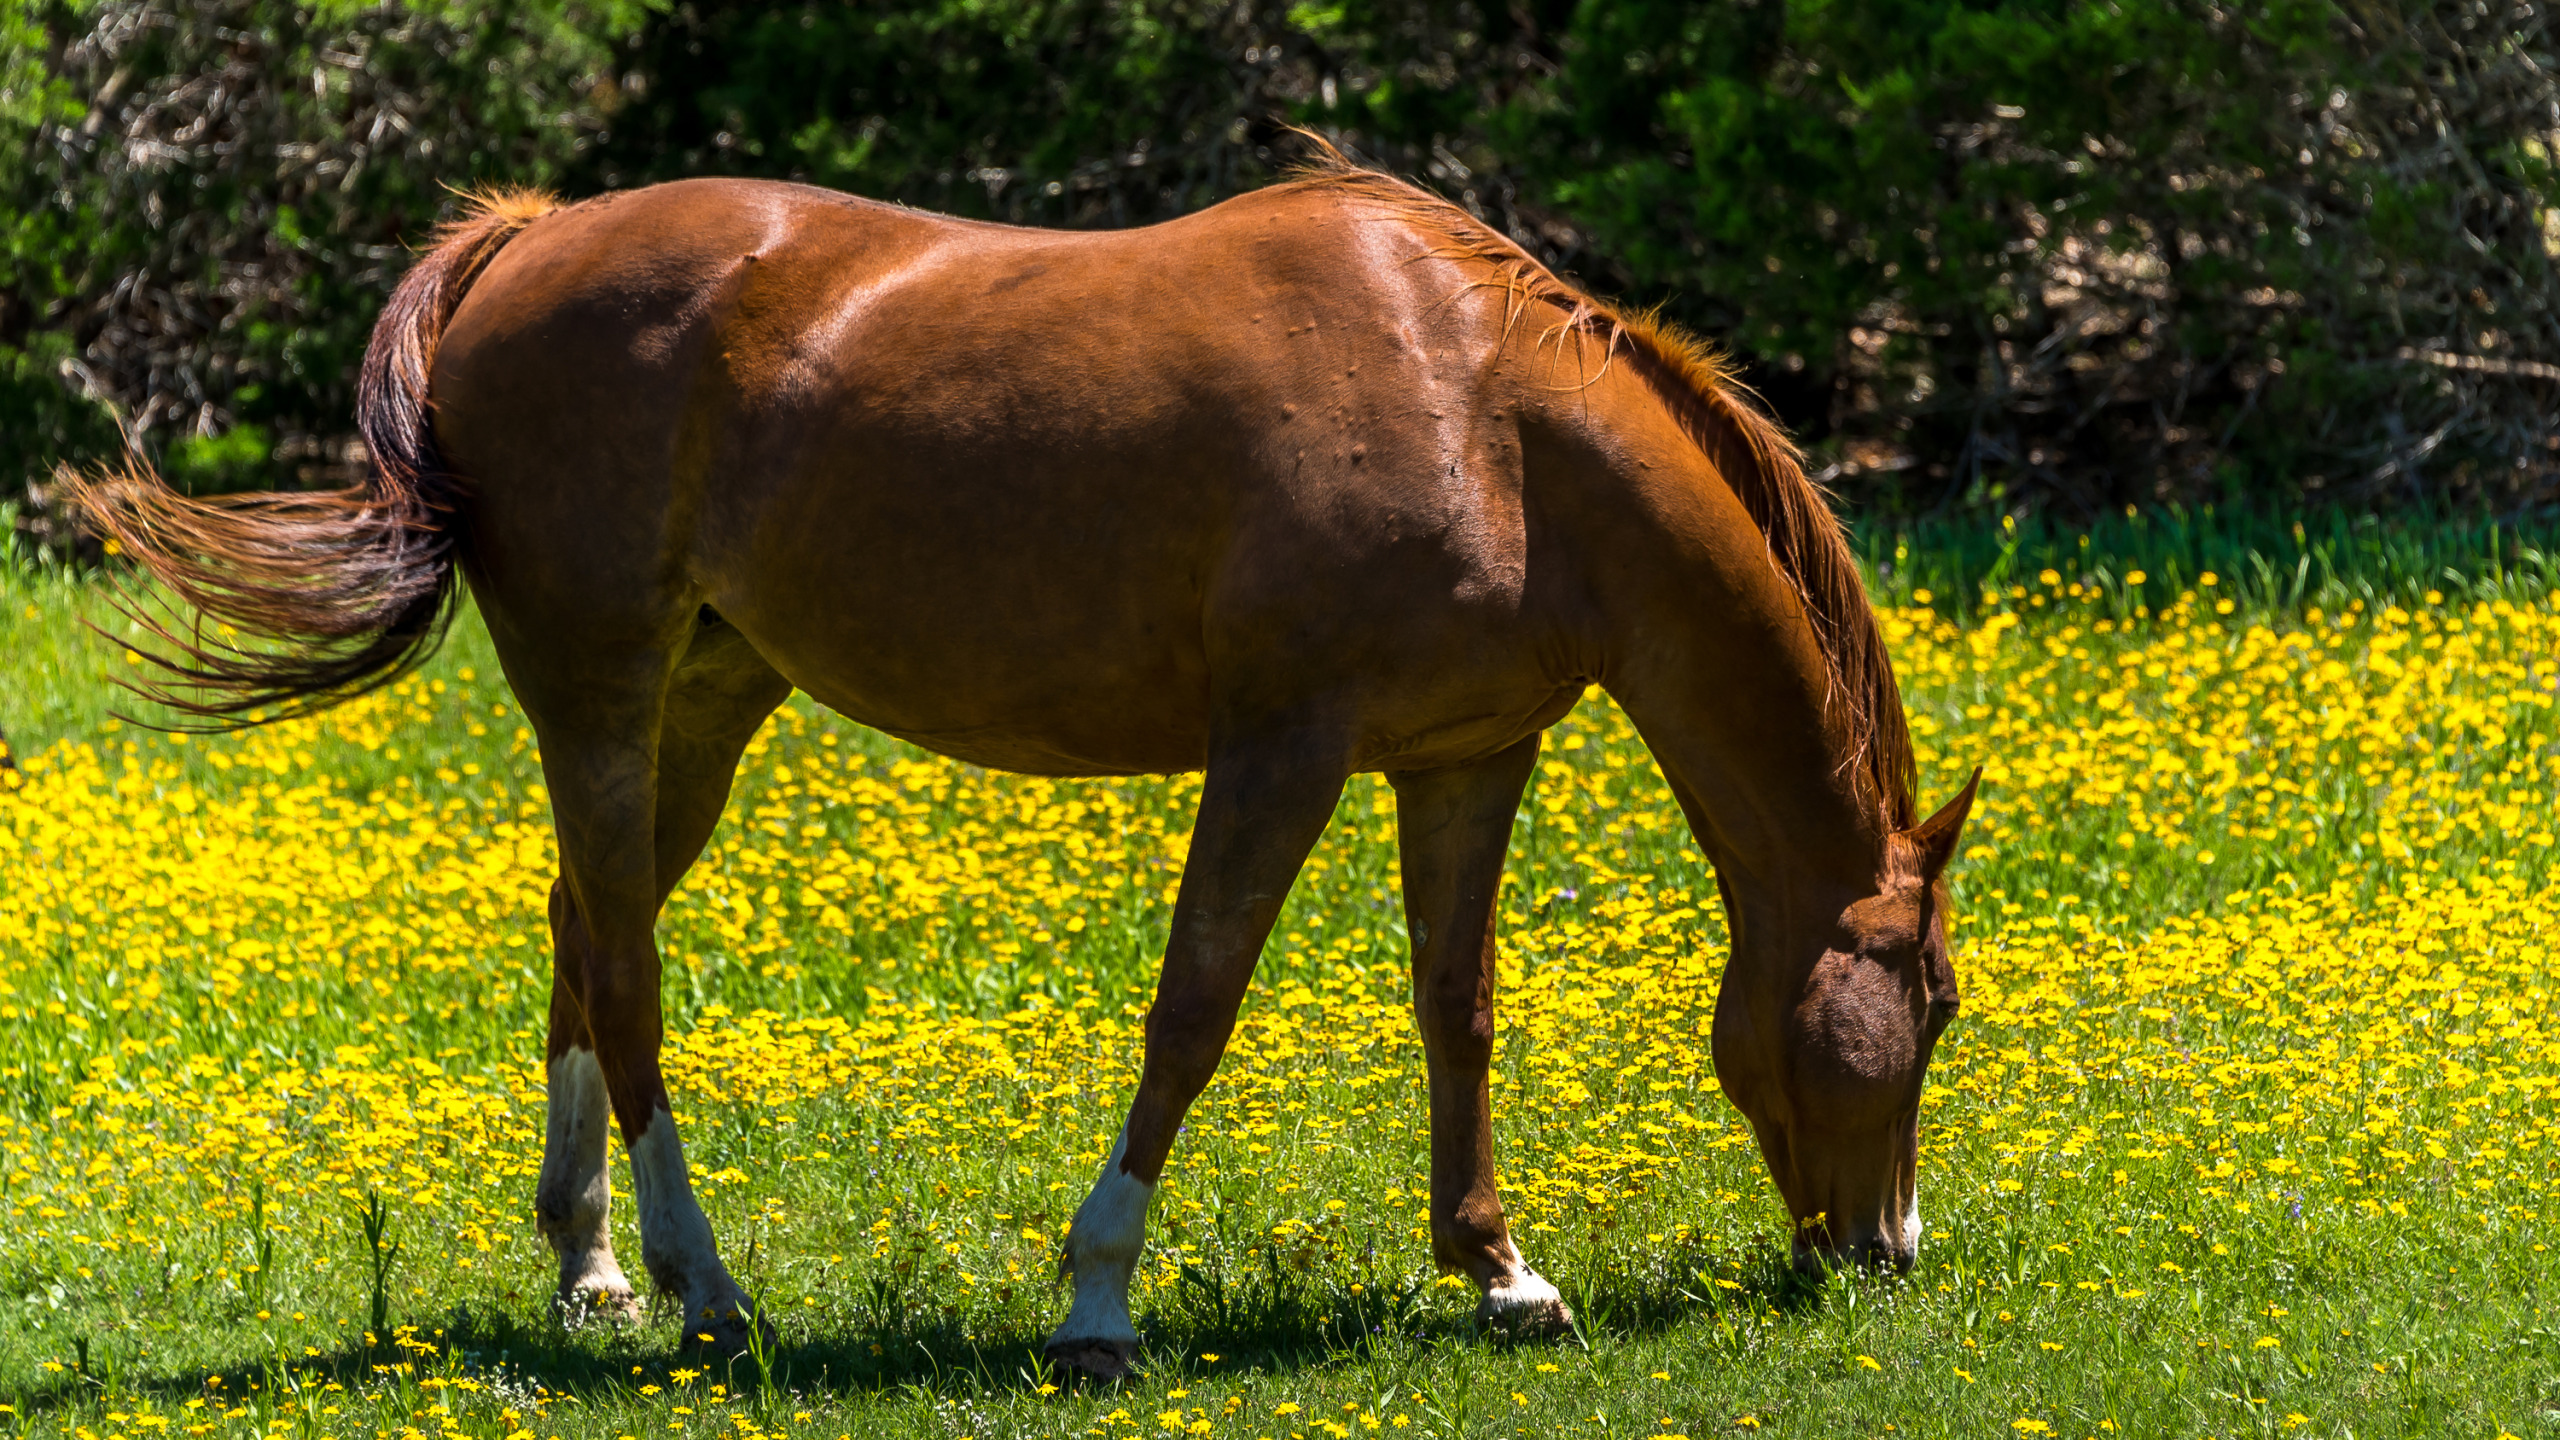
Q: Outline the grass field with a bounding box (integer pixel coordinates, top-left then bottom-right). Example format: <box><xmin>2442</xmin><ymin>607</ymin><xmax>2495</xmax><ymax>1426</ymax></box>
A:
<box><xmin>1</xmin><ymin>512</ymin><xmax>2556</xmax><ymax>1439</ymax></box>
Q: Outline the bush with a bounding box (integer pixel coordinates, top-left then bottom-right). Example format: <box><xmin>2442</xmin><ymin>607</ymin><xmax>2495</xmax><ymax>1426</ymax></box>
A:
<box><xmin>1516</xmin><ymin>0</ymin><xmax>2560</xmax><ymax>513</ymax></box>
<box><xmin>567</xmin><ymin>0</ymin><xmax>2560</xmax><ymax>514</ymax></box>
<box><xmin>0</xmin><ymin>0</ymin><xmax>642</xmax><ymax>554</ymax></box>
<box><xmin>5</xmin><ymin>0</ymin><xmax>2554</xmax><ymax>547</ymax></box>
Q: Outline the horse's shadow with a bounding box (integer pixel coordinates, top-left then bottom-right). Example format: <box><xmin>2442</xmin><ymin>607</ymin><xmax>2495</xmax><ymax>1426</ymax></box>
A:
<box><xmin>14</xmin><ymin>1240</ymin><xmax>1852</xmax><ymax>1416</ymax></box>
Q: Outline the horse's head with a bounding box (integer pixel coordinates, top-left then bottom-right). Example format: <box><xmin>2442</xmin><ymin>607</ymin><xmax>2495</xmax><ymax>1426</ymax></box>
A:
<box><xmin>1712</xmin><ymin>769</ymin><xmax>1978</xmax><ymax>1273</ymax></box>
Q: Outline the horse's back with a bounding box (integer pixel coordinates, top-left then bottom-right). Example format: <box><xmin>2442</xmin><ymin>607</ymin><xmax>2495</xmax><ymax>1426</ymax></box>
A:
<box><xmin>436</xmin><ymin>176</ymin><xmax>1588</xmax><ymax>775</ymax></box>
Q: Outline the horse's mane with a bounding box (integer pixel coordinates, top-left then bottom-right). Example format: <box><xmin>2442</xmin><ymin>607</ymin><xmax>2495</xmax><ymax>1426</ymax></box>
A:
<box><xmin>1284</xmin><ymin>143</ymin><xmax>1916</xmax><ymax>830</ymax></box>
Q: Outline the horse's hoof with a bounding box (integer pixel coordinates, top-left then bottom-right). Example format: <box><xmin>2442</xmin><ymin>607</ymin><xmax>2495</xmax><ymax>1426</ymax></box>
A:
<box><xmin>1481</xmin><ymin>1294</ymin><xmax>1574</xmax><ymax>1335</ymax></box>
<box><xmin>1477</xmin><ymin>1274</ymin><xmax>1574</xmax><ymax>1336</ymax></box>
<box><xmin>557</xmin><ymin>1282</ymin><xmax>643</xmax><ymax>1328</ymax></box>
<box><xmin>1044</xmin><ymin>1338</ymin><xmax>1135</xmax><ymax>1381</ymax></box>
<box><xmin>678</xmin><ymin>1300</ymin><xmax>771</xmax><ymax>1361</ymax></box>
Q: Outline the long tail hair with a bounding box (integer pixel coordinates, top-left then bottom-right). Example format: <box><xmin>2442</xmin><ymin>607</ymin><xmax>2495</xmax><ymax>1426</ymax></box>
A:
<box><xmin>66</xmin><ymin>188</ymin><xmax>557</xmax><ymax>726</ymax></box>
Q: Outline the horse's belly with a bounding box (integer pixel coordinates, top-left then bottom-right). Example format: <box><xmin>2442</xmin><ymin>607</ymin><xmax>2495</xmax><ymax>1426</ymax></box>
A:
<box><xmin>787</xmin><ymin>646</ymin><xmax>1214</xmax><ymax>778</ymax></box>
<box><xmin>713</xmin><ymin>511</ymin><xmax>1218</xmax><ymax>777</ymax></box>
<box><xmin>718</xmin><ymin>522</ymin><xmax>1577</xmax><ymax>781</ymax></box>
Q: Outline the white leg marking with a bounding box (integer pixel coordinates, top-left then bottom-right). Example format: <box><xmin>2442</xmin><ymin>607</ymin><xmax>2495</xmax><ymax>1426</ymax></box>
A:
<box><xmin>1046</xmin><ymin>1130</ymin><xmax>1155</xmax><ymax>1367</ymax></box>
<box><xmin>536</xmin><ymin>1050</ymin><xmax>637</xmax><ymax>1320</ymax></box>
<box><xmin>1476</xmin><ymin>1239</ymin><xmax>1572</xmax><ymax>1331</ymax></box>
<box><xmin>628</xmin><ymin>1104</ymin><xmax>749</xmax><ymax>1341</ymax></box>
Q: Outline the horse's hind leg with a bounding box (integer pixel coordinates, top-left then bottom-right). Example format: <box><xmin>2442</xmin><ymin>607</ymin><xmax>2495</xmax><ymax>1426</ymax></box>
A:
<box><xmin>1388</xmin><ymin>735</ymin><xmax>1570</xmax><ymax>1332</ymax></box>
<box><xmin>525</xmin><ymin>610</ymin><xmax>788</xmax><ymax>1347</ymax></box>
<box><xmin>540</xmin><ymin>892</ymin><xmax>640</xmax><ymax>1323</ymax></box>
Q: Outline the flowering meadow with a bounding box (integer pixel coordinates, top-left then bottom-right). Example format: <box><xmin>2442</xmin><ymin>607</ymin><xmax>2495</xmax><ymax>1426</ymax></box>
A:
<box><xmin>0</xmin><ymin>526</ymin><xmax>2554</xmax><ymax>1439</ymax></box>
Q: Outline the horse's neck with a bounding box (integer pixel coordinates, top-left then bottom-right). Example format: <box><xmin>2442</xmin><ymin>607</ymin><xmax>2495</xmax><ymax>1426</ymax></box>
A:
<box><xmin>1574</xmin><ymin>450</ymin><xmax>1889</xmax><ymax>899</ymax></box>
<box><xmin>1619</xmin><ymin>647</ymin><xmax>1884</xmax><ymax>902</ymax></box>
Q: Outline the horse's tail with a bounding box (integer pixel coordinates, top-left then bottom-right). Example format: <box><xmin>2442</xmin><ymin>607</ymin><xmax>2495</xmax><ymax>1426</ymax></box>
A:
<box><xmin>67</xmin><ymin>187</ymin><xmax>558</xmax><ymax>726</ymax></box>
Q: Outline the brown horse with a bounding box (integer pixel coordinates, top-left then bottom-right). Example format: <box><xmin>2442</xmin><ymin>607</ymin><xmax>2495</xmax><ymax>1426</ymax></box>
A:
<box><xmin>78</xmin><ymin>149</ymin><xmax>1975</xmax><ymax>1377</ymax></box>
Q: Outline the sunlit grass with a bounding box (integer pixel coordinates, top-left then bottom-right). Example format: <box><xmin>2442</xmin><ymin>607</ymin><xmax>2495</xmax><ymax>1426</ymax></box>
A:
<box><xmin>1</xmin><ymin>522</ymin><xmax>2554</xmax><ymax>1438</ymax></box>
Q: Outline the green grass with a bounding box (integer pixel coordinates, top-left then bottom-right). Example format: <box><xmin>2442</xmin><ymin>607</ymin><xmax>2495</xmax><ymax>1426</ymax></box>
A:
<box><xmin>0</xmin><ymin>516</ymin><xmax>2555</xmax><ymax>1440</ymax></box>
<box><xmin>1855</xmin><ymin>503</ymin><xmax>2560</xmax><ymax>618</ymax></box>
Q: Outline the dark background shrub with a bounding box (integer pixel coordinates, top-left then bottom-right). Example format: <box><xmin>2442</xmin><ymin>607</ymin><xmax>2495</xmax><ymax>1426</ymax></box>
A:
<box><xmin>0</xmin><ymin>0</ymin><xmax>635</xmax><ymax>551</ymax></box>
<box><xmin>6</xmin><ymin>0</ymin><xmax>2555</xmax><ymax>560</ymax></box>
<box><xmin>1524</xmin><ymin>0</ymin><xmax>2560</xmax><ymax>513</ymax></box>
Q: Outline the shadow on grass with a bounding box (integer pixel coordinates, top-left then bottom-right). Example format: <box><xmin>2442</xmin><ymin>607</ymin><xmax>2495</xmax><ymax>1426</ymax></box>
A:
<box><xmin>8</xmin><ymin>1238</ymin><xmax>1856</xmax><ymax>1417</ymax></box>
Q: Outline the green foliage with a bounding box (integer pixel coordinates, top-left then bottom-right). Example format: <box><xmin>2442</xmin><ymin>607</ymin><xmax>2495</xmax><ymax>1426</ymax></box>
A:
<box><xmin>1517</xmin><ymin>0</ymin><xmax>2560</xmax><ymax>512</ymax></box>
<box><xmin>0</xmin><ymin>0</ymin><xmax>648</xmax><ymax>508</ymax></box>
<box><xmin>0</xmin><ymin>329</ymin><xmax>120</xmax><ymax>557</ymax></box>
<box><xmin>4</xmin><ymin>0</ymin><xmax>2555</xmax><ymax>547</ymax></box>
<box><xmin>592</xmin><ymin>0</ymin><xmax>1271</xmax><ymax>222</ymax></box>
<box><xmin>164</xmin><ymin>422</ymin><xmax>271</xmax><ymax>494</ymax></box>
<box><xmin>595</xmin><ymin>0</ymin><xmax>2558</xmax><ymax>513</ymax></box>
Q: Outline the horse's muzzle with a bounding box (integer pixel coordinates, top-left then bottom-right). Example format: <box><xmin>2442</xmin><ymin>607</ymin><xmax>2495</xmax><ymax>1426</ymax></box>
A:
<box><xmin>1792</xmin><ymin>1210</ymin><xmax>1921</xmax><ymax>1275</ymax></box>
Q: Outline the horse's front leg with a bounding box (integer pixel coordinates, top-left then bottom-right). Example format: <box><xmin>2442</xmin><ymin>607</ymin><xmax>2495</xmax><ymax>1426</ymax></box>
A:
<box><xmin>1388</xmin><ymin>735</ymin><xmax>1570</xmax><ymax>1331</ymax></box>
<box><xmin>1046</xmin><ymin>737</ymin><xmax>1347</xmax><ymax>1380</ymax></box>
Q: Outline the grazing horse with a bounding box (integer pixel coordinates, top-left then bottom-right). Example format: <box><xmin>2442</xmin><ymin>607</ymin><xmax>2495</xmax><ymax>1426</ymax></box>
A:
<box><xmin>79</xmin><ymin>149</ymin><xmax>1975</xmax><ymax>1378</ymax></box>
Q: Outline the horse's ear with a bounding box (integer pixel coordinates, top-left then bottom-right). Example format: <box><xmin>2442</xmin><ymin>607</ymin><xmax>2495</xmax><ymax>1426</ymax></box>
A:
<box><xmin>1902</xmin><ymin>767</ymin><xmax>1981</xmax><ymax>883</ymax></box>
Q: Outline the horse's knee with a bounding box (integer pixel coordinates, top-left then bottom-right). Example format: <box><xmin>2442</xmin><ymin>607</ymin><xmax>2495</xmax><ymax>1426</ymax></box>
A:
<box><xmin>1417</xmin><ymin>977</ymin><xmax>1496</xmax><ymax>1050</ymax></box>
